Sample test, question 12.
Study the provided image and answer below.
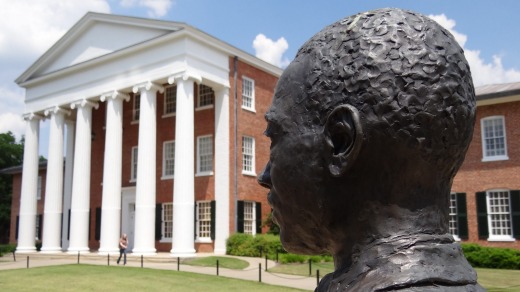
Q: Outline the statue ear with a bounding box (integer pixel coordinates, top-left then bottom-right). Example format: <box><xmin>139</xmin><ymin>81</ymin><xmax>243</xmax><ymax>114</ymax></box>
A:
<box><xmin>324</xmin><ymin>104</ymin><xmax>363</xmax><ymax>177</ymax></box>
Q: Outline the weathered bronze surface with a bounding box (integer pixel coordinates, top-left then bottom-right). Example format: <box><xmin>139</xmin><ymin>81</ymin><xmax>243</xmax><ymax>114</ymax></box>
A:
<box><xmin>258</xmin><ymin>8</ymin><xmax>484</xmax><ymax>291</ymax></box>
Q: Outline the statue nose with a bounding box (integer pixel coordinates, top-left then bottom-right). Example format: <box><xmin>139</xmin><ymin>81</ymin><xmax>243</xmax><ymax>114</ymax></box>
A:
<box><xmin>258</xmin><ymin>161</ymin><xmax>272</xmax><ymax>189</ymax></box>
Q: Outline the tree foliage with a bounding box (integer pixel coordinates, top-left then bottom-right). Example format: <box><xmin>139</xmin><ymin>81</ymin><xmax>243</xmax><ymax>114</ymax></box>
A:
<box><xmin>0</xmin><ymin>132</ymin><xmax>24</xmax><ymax>243</ymax></box>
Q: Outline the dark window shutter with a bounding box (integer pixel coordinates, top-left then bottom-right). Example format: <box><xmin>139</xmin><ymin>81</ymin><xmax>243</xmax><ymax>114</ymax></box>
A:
<box><xmin>456</xmin><ymin>193</ymin><xmax>468</xmax><ymax>240</ymax></box>
<box><xmin>67</xmin><ymin>209</ymin><xmax>71</xmax><ymax>240</ymax></box>
<box><xmin>37</xmin><ymin>215</ymin><xmax>43</xmax><ymax>240</ymax></box>
<box><xmin>88</xmin><ymin>209</ymin><xmax>92</xmax><ymax>240</ymax></box>
<box><xmin>95</xmin><ymin>207</ymin><xmax>101</xmax><ymax>241</ymax></box>
<box><xmin>255</xmin><ymin>202</ymin><xmax>262</xmax><ymax>234</ymax></box>
<box><xmin>194</xmin><ymin>202</ymin><xmax>197</xmax><ymax>240</ymax></box>
<box><xmin>155</xmin><ymin>203</ymin><xmax>162</xmax><ymax>241</ymax></box>
<box><xmin>510</xmin><ymin>190</ymin><xmax>520</xmax><ymax>239</ymax></box>
<box><xmin>237</xmin><ymin>201</ymin><xmax>244</xmax><ymax>233</ymax></box>
<box><xmin>15</xmin><ymin>215</ymin><xmax>19</xmax><ymax>240</ymax></box>
<box><xmin>210</xmin><ymin>201</ymin><xmax>216</xmax><ymax>240</ymax></box>
<box><xmin>476</xmin><ymin>192</ymin><xmax>488</xmax><ymax>239</ymax></box>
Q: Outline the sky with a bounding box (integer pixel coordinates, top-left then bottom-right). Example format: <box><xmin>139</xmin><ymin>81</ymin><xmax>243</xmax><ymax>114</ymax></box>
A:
<box><xmin>1</xmin><ymin>0</ymin><xmax>520</xmax><ymax>157</ymax></box>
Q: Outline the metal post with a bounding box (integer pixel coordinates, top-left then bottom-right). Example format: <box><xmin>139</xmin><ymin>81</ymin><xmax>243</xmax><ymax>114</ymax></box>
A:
<box><xmin>309</xmin><ymin>259</ymin><xmax>312</xmax><ymax>276</ymax></box>
<box><xmin>108</xmin><ymin>254</ymin><xmax>110</xmax><ymax>266</ymax></box>
<box><xmin>13</xmin><ymin>251</ymin><xmax>16</xmax><ymax>262</ymax></box>
<box><xmin>141</xmin><ymin>255</ymin><xmax>143</xmax><ymax>268</ymax></box>
<box><xmin>177</xmin><ymin>257</ymin><xmax>180</xmax><ymax>271</ymax></box>
<box><xmin>265</xmin><ymin>255</ymin><xmax>268</xmax><ymax>271</ymax></box>
<box><xmin>258</xmin><ymin>263</ymin><xmax>262</xmax><ymax>282</ymax></box>
<box><xmin>317</xmin><ymin>269</ymin><xmax>320</xmax><ymax>286</ymax></box>
<box><xmin>259</xmin><ymin>246</ymin><xmax>263</xmax><ymax>257</ymax></box>
<box><xmin>216</xmin><ymin>259</ymin><xmax>219</xmax><ymax>276</ymax></box>
<box><xmin>77</xmin><ymin>251</ymin><xmax>80</xmax><ymax>264</ymax></box>
<box><xmin>26</xmin><ymin>256</ymin><xmax>29</xmax><ymax>269</ymax></box>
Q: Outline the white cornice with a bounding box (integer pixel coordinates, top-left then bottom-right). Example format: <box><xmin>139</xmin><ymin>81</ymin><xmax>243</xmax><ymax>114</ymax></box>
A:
<box><xmin>476</xmin><ymin>94</ymin><xmax>520</xmax><ymax>106</ymax></box>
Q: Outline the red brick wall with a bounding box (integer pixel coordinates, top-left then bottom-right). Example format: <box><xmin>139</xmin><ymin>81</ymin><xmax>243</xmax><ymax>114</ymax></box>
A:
<box><xmin>453</xmin><ymin>101</ymin><xmax>520</xmax><ymax>249</ymax></box>
<box><xmin>228</xmin><ymin>57</ymin><xmax>279</xmax><ymax>234</ymax></box>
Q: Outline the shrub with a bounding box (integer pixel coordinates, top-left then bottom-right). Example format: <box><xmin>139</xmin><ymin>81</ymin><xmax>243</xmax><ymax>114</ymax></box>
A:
<box><xmin>462</xmin><ymin>243</ymin><xmax>520</xmax><ymax>270</ymax></box>
<box><xmin>0</xmin><ymin>244</ymin><xmax>16</xmax><ymax>256</ymax></box>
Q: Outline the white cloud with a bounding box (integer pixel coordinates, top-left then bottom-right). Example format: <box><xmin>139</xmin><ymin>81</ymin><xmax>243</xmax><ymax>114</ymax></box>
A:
<box><xmin>119</xmin><ymin>0</ymin><xmax>173</xmax><ymax>18</ymax></box>
<box><xmin>0</xmin><ymin>0</ymin><xmax>111</xmax><ymax>140</ymax></box>
<box><xmin>253</xmin><ymin>34</ymin><xmax>290</xmax><ymax>68</ymax></box>
<box><xmin>429</xmin><ymin>14</ymin><xmax>520</xmax><ymax>86</ymax></box>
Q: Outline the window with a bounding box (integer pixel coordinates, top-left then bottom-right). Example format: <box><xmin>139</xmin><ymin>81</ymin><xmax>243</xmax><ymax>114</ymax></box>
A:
<box><xmin>244</xmin><ymin>201</ymin><xmax>255</xmax><ymax>235</ymax></box>
<box><xmin>481</xmin><ymin>116</ymin><xmax>508</xmax><ymax>161</ymax></box>
<box><xmin>198</xmin><ymin>84</ymin><xmax>214</xmax><ymax>108</ymax></box>
<box><xmin>197</xmin><ymin>136</ymin><xmax>213</xmax><ymax>175</ymax></box>
<box><xmin>477</xmin><ymin>190</ymin><xmax>520</xmax><ymax>241</ymax></box>
<box><xmin>242</xmin><ymin>136</ymin><xmax>255</xmax><ymax>175</ymax></box>
<box><xmin>449</xmin><ymin>193</ymin><xmax>458</xmax><ymax>239</ymax></box>
<box><xmin>162</xmin><ymin>141</ymin><xmax>175</xmax><ymax>178</ymax></box>
<box><xmin>162</xmin><ymin>203</ymin><xmax>173</xmax><ymax>240</ymax></box>
<box><xmin>487</xmin><ymin>190</ymin><xmax>513</xmax><ymax>240</ymax></box>
<box><xmin>449</xmin><ymin>193</ymin><xmax>468</xmax><ymax>240</ymax></box>
<box><xmin>242</xmin><ymin>77</ymin><xmax>255</xmax><ymax>111</ymax></box>
<box><xmin>164</xmin><ymin>85</ymin><xmax>177</xmax><ymax>115</ymax></box>
<box><xmin>35</xmin><ymin>215</ymin><xmax>40</xmax><ymax>241</ymax></box>
<box><xmin>238</xmin><ymin>200</ymin><xmax>261</xmax><ymax>235</ymax></box>
<box><xmin>37</xmin><ymin>176</ymin><xmax>42</xmax><ymax>200</ymax></box>
<box><xmin>133</xmin><ymin>93</ymin><xmax>141</xmax><ymax>121</ymax></box>
<box><xmin>131</xmin><ymin>146</ymin><xmax>138</xmax><ymax>181</ymax></box>
<box><xmin>196</xmin><ymin>201</ymin><xmax>212</xmax><ymax>240</ymax></box>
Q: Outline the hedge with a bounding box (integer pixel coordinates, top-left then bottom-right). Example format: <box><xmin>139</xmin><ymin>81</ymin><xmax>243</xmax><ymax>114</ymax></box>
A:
<box><xmin>0</xmin><ymin>244</ymin><xmax>16</xmax><ymax>256</ymax></box>
<box><xmin>462</xmin><ymin>243</ymin><xmax>520</xmax><ymax>270</ymax></box>
<box><xmin>226</xmin><ymin>233</ymin><xmax>332</xmax><ymax>263</ymax></box>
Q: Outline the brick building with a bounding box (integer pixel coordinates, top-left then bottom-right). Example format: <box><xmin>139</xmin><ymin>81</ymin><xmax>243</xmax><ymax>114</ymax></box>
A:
<box><xmin>5</xmin><ymin>12</ymin><xmax>281</xmax><ymax>255</ymax></box>
<box><xmin>451</xmin><ymin>82</ymin><xmax>520</xmax><ymax>249</ymax></box>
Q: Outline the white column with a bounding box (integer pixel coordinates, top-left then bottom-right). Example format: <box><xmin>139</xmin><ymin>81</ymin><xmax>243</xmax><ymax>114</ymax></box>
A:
<box><xmin>16</xmin><ymin>114</ymin><xmax>42</xmax><ymax>253</ymax></box>
<box><xmin>214</xmin><ymin>87</ymin><xmax>230</xmax><ymax>255</ymax></box>
<box><xmin>61</xmin><ymin>120</ymin><xmax>75</xmax><ymax>251</ymax></box>
<box><xmin>68</xmin><ymin>100</ymin><xmax>98</xmax><ymax>253</ymax></box>
<box><xmin>170</xmin><ymin>74</ymin><xmax>198</xmax><ymax>256</ymax></box>
<box><xmin>99</xmin><ymin>91</ymin><xmax>129</xmax><ymax>254</ymax></box>
<box><xmin>132</xmin><ymin>81</ymin><xmax>163</xmax><ymax>255</ymax></box>
<box><xmin>41</xmin><ymin>106</ymin><xmax>69</xmax><ymax>252</ymax></box>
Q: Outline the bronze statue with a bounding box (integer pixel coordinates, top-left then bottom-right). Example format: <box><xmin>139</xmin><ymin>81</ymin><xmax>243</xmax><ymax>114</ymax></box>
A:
<box><xmin>258</xmin><ymin>8</ymin><xmax>484</xmax><ymax>291</ymax></box>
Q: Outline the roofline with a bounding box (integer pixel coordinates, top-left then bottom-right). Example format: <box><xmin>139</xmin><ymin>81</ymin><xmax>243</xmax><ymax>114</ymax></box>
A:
<box><xmin>0</xmin><ymin>161</ymin><xmax>48</xmax><ymax>175</ymax></box>
<box><xmin>16</xmin><ymin>12</ymin><xmax>282</xmax><ymax>86</ymax></box>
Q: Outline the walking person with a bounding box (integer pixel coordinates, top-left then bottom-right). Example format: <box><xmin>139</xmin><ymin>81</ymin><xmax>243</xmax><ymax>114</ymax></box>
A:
<box><xmin>117</xmin><ymin>234</ymin><xmax>128</xmax><ymax>265</ymax></box>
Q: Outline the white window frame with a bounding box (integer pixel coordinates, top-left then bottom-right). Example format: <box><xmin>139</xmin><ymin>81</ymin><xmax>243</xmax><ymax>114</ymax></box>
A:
<box><xmin>486</xmin><ymin>189</ymin><xmax>515</xmax><ymax>241</ymax></box>
<box><xmin>449</xmin><ymin>193</ymin><xmax>460</xmax><ymax>241</ymax></box>
<box><xmin>196</xmin><ymin>201</ymin><xmax>212</xmax><ymax>243</ymax></box>
<box><xmin>130</xmin><ymin>146</ymin><xmax>138</xmax><ymax>182</ymax></box>
<box><xmin>243</xmin><ymin>201</ymin><xmax>257</xmax><ymax>236</ymax></box>
<box><xmin>35</xmin><ymin>216</ymin><xmax>40</xmax><ymax>241</ymax></box>
<box><xmin>242</xmin><ymin>136</ymin><xmax>256</xmax><ymax>176</ymax></box>
<box><xmin>196</xmin><ymin>135</ymin><xmax>213</xmax><ymax>176</ymax></box>
<box><xmin>242</xmin><ymin>77</ymin><xmax>255</xmax><ymax>112</ymax></box>
<box><xmin>162</xmin><ymin>140</ymin><xmax>175</xmax><ymax>179</ymax></box>
<box><xmin>132</xmin><ymin>93</ymin><xmax>141</xmax><ymax>123</ymax></box>
<box><xmin>197</xmin><ymin>84</ymin><xmax>214</xmax><ymax>110</ymax></box>
<box><xmin>37</xmin><ymin>176</ymin><xmax>42</xmax><ymax>200</ymax></box>
<box><xmin>163</xmin><ymin>84</ymin><xmax>176</xmax><ymax>117</ymax></box>
<box><xmin>481</xmin><ymin>116</ymin><xmax>508</xmax><ymax>162</ymax></box>
<box><xmin>161</xmin><ymin>202</ymin><xmax>173</xmax><ymax>242</ymax></box>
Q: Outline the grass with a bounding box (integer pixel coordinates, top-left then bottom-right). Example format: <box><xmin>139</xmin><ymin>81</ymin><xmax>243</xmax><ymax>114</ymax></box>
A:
<box><xmin>269</xmin><ymin>262</ymin><xmax>520</xmax><ymax>291</ymax></box>
<box><xmin>0</xmin><ymin>264</ymin><xmax>306</xmax><ymax>291</ymax></box>
<box><xmin>183</xmin><ymin>256</ymin><xmax>249</xmax><ymax>269</ymax></box>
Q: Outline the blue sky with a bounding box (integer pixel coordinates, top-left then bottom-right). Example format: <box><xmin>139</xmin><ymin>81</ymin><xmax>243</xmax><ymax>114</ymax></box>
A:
<box><xmin>1</xmin><ymin>0</ymin><xmax>520</xmax><ymax>157</ymax></box>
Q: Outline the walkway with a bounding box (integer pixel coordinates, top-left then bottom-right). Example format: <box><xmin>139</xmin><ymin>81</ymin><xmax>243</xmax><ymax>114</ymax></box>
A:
<box><xmin>0</xmin><ymin>252</ymin><xmax>317</xmax><ymax>291</ymax></box>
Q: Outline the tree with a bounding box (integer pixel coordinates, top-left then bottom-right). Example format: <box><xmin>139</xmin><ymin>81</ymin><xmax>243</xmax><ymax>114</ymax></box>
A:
<box><xmin>0</xmin><ymin>132</ymin><xmax>24</xmax><ymax>243</ymax></box>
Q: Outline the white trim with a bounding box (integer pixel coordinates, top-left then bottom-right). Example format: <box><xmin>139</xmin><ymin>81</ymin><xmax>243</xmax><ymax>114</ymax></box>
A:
<box><xmin>160</xmin><ymin>202</ymin><xmax>173</xmax><ymax>242</ymax></box>
<box><xmin>480</xmin><ymin>116</ymin><xmax>508</xmax><ymax>162</ymax></box>
<box><xmin>130</xmin><ymin>146</ymin><xmax>138</xmax><ymax>182</ymax></box>
<box><xmin>196</xmin><ymin>135</ymin><xmax>213</xmax><ymax>176</ymax></box>
<box><xmin>162</xmin><ymin>140</ymin><xmax>175</xmax><ymax>178</ymax></box>
<box><xmin>132</xmin><ymin>93</ymin><xmax>141</xmax><ymax>122</ymax></box>
<box><xmin>195</xmin><ymin>201</ymin><xmax>213</xmax><ymax>242</ymax></box>
<box><xmin>486</xmin><ymin>189</ymin><xmax>515</xmax><ymax>241</ymax></box>
<box><xmin>241</xmin><ymin>76</ymin><xmax>255</xmax><ymax>112</ymax></box>
<box><xmin>163</xmin><ymin>84</ymin><xmax>177</xmax><ymax>116</ymax></box>
<box><xmin>195</xmin><ymin>105</ymin><xmax>214</xmax><ymax>111</ymax></box>
<box><xmin>242</xmin><ymin>136</ymin><xmax>256</xmax><ymax>175</ymax></box>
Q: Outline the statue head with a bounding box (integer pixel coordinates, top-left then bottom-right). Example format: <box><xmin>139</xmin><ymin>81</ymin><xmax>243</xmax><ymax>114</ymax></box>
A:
<box><xmin>258</xmin><ymin>8</ymin><xmax>475</xmax><ymax>257</ymax></box>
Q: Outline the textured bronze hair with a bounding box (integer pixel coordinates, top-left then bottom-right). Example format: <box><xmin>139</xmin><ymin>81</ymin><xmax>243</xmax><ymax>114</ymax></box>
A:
<box><xmin>292</xmin><ymin>8</ymin><xmax>475</xmax><ymax>177</ymax></box>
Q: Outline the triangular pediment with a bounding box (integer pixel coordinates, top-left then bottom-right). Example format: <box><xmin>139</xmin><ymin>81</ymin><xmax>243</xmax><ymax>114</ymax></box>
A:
<box><xmin>17</xmin><ymin>12</ymin><xmax>185</xmax><ymax>84</ymax></box>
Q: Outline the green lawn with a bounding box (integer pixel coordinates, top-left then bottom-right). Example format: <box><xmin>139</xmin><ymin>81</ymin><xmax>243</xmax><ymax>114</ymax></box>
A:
<box><xmin>269</xmin><ymin>262</ymin><xmax>520</xmax><ymax>291</ymax></box>
<box><xmin>0</xmin><ymin>264</ymin><xmax>306</xmax><ymax>291</ymax></box>
<box><xmin>183</xmin><ymin>256</ymin><xmax>249</xmax><ymax>269</ymax></box>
